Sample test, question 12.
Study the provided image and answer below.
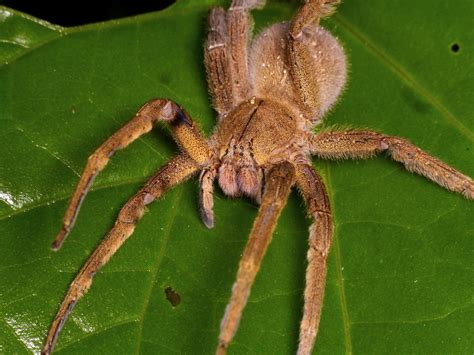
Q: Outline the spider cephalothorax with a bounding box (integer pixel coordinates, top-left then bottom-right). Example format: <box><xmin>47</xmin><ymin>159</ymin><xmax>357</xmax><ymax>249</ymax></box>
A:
<box><xmin>43</xmin><ymin>0</ymin><xmax>473</xmax><ymax>354</ymax></box>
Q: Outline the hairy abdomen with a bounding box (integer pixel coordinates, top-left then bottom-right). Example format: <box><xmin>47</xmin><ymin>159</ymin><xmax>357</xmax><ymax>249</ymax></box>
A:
<box><xmin>249</xmin><ymin>23</ymin><xmax>347</xmax><ymax>124</ymax></box>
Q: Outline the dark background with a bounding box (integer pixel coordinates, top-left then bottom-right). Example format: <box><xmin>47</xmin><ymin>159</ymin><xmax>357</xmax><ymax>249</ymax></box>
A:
<box><xmin>0</xmin><ymin>0</ymin><xmax>176</xmax><ymax>26</ymax></box>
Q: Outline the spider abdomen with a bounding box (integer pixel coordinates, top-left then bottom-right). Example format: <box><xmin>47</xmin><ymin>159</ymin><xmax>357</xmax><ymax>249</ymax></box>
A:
<box><xmin>250</xmin><ymin>22</ymin><xmax>347</xmax><ymax>124</ymax></box>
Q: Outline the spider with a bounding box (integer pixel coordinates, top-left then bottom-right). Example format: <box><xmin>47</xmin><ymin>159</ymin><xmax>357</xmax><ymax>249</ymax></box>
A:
<box><xmin>42</xmin><ymin>0</ymin><xmax>474</xmax><ymax>354</ymax></box>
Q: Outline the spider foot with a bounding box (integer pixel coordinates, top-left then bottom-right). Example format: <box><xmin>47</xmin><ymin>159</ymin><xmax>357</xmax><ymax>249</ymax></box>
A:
<box><xmin>51</xmin><ymin>227</ymin><xmax>69</xmax><ymax>251</ymax></box>
<box><xmin>216</xmin><ymin>342</ymin><xmax>228</xmax><ymax>355</ymax></box>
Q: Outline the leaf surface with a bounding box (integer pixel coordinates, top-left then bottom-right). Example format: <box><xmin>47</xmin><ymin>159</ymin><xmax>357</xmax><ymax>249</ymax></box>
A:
<box><xmin>0</xmin><ymin>1</ymin><xmax>473</xmax><ymax>354</ymax></box>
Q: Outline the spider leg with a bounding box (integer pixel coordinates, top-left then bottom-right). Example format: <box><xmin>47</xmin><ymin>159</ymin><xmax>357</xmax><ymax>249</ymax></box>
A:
<box><xmin>216</xmin><ymin>161</ymin><xmax>295</xmax><ymax>355</ymax></box>
<box><xmin>200</xmin><ymin>167</ymin><xmax>217</xmax><ymax>228</ymax></box>
<box><xmin>287</xmin><ymin>0</ymin><xmax>342</xmax><ymax>116</ymax></box>
<box><xmin>227</xmin><ymin>0</ymin><xmax>264</xmax><ymax>102</ymax></box>
<box><xmin>290</xmin><ymin>0</ymin><xmax>340</xmax><ymax>37</ymax></box>
<box><xmin>295</xmin><ymin>163</ymin><xmax>332</xmax><ymax>355</ymax></box>
<box><xmin>52</xmin><ymin>99</ymin><xmax>211</xmax><ymax>250</ymax></box>
<box><xmin>310</xmin><ymin>130</ymin><xmax>474</xmax><ymax>198</ymax></box>
<box><xmin>205</xmin><ymin>1</ymin><xmax>263</xmax><ymax>116</ymax></box>
<box><xmin>205</xmin><ymin>7</ymin><xmax>234</xmax><ymax>116</ymax></box>
<box><xmin>42</xmin><ymin>154</ymin><xmax>198</xmax><ymax>355</ymax></box>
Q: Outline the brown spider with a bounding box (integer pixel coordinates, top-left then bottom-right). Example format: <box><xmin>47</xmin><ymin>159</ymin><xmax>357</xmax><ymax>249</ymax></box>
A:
<box><xmin>43</xmin><ymin>0</ymin><xmax>474</xmax><ymax>354</ymax></box>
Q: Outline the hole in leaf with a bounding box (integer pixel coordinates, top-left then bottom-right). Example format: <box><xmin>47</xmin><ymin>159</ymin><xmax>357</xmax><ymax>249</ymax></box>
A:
<box><xmin>451</xmin><ymin>43</ymin><xmax>460</xmax><ymax>53</ymax></box>
<box><xmin>165</xmin><ymin>286</ymin><xmax>181</xmax><ymax>307</ymax></box>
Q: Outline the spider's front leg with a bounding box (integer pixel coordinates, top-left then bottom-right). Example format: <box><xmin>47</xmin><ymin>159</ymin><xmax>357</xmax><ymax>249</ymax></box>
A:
<box><xmin>310</xmin><ymin>130</ymin><xmax>474</xmax><ymax>198</ymax></box>
<box><xmin>295</xmin><ymin>163</ymin><xmax>333</xmax><ymax>355</ymax></box>
<box><xmin>217</xmin><ymin>162</ymin><xmax>295</xmax><ymax>355</ymax></box>
<box><xmin>52</xmin><ymin>99</ymin><xmax>210</xmax><ymax>249</ymax></box>
<box><xmin>43</xmin><ymin>154</ymin><xmax>199</xmax><ymax>355</ymax></box>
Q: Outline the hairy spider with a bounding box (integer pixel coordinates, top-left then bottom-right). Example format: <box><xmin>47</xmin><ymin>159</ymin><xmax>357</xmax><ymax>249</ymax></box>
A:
<box><xmin>43</xmin><ymin>0</ymin><xmax>474</xmax><ymax>354</ymax></box>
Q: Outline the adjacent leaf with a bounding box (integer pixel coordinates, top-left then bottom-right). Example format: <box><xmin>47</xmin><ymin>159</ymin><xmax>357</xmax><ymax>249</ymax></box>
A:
<box><xmin>0</xmin><ymin>1</ymin><xmax>472</xmax><ymax>354</ymax></box>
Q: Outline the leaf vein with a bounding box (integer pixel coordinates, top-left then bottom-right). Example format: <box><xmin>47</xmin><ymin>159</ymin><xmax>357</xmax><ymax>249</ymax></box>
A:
<box><xmin>351</xmin><ymin>303</ymin><xmax>473</xmax><ymax>326</ymax></box>
<box><xmin>324</xmin><ymin>162</ymin><xmax>353</xmax><ymax>354</ymax></box>
<box><xmin>134</xmin><ymin>187</ymin><xmax>185</xmax><ymax>354</ymax></box>
<box><xmin>334</xmin><ymin>13</ymin><xmax>474</xmax><ymax>142</ymax></box>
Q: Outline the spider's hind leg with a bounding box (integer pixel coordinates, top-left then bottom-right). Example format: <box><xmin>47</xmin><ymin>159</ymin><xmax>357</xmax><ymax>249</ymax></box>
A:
<box><xmin>205</xmin><ymin>7</ymin><xmax>233</xmax><ymax>117</ymax></box>
<box><xmin>52</xmin><ymin>99</ymin><xmax>210</xmax><ymax>250</ymax></box>
<box><xmin>290</xmin><ymin>0</ymin><xmax>340</xmax><ymax>38</ymax></box>
<box><xmin>205</xmin><ymin>1</ymin><xmax>264</xmax><ymax>118</ymax></box>
<box><xmin>227</xmin><ymin>0</ymin><xmax>265</xmax><ymax>102</ymax></box>
<box><xmin>286</xmin><ymin>0</ymin><xmax>346</xmax><ymax>122</ymax></box>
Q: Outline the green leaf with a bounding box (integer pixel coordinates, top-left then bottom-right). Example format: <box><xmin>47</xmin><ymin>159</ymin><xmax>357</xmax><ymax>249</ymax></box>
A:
<box><xmin>0</xmin><ymin>1</ymin><xmax>473</xmax><ymax>354</ymax></box>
